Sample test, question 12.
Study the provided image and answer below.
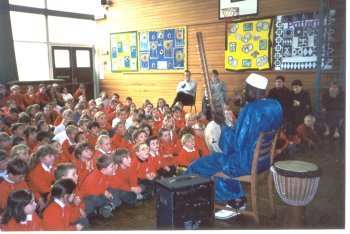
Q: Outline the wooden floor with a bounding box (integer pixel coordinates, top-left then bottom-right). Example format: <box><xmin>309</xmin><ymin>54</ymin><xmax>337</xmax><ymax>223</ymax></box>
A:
<box><xmin>88</xmin><ymin>138</ymin><xmax>345</xmax><ymax>230</ymax></box>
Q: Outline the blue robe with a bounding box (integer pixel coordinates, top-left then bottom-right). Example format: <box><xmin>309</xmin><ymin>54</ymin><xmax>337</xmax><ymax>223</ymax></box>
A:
<box><xmin>186</xmin><ymin>98</ymin><xmax>283</xmax><ymax>202</ymax></box>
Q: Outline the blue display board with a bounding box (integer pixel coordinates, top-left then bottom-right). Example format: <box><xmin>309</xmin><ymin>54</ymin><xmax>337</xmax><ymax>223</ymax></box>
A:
<box><xmin>138</xmin><ymin>27</ymin><xmax>187</xmax><ymax>72</ymax></box>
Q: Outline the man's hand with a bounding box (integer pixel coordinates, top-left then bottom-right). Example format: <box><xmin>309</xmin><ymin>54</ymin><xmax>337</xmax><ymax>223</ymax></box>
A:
<box><xmin>131</xmin><ymin>186</ymin><xmax>142</xmax><ymax>194</ymax></box>
<box><xmin>104</xmin><ymin>190</ymin><xmax>113</xmax><ymax>200</ymax></box>
<box><xmin>146</xmin><ymin>172</ymin><xmax>156</xmax><ymax>180</ymax></box>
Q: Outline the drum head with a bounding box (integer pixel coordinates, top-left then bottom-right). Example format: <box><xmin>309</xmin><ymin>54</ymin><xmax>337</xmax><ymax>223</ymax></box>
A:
<box><xmin>273</xmin><ymin>160</ymin><xmax>321</xmax><ymax>178</ymax></box>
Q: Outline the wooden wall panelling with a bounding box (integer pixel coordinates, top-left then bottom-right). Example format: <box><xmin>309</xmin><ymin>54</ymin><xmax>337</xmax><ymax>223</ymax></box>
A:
<box><xmin>97</xmin><ymin>0</ymin><xmax>345</xmax><ymax>111</ymax></box>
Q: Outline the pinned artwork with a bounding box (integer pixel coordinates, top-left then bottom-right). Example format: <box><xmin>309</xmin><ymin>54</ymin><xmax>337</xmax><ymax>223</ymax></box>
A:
<box><xmin>274</xmin><ymin>10</ymin><xmax>336</xmax><ymax>70</ymax></box>
<box><xmin>225</xmin><ymin>18</ymin><xmax>272</xmax><ymax>71</ymax></box>
<box><xmin>110</xmin><ymin>31</ymin><xmax>138</xmax><ymax>72</ymax></box>
<box><xmin>138</xmin><ymin>27</ymin><xmax>186</xmax><ymax>72</ymax></box>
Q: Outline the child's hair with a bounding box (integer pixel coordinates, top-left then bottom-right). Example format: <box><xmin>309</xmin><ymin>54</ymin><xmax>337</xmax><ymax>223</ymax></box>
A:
<box><xmin>132</xmin><ymin>129</ymin><xmax>147</xmax><ymax>143</ymax></box>
<box><xmin>33</xmin><ymin>145</ymin><xmax>57</xmax><ymax>163</ymax></box>
<box><xmin>112</xmin><ymin>148</ymin><xmax>130</xmax><ymax>164</ymax></box>
<box><xmin>10</xmin><ymin>144</ymin><xmax>29</xmax><ymax>158</ymax></box>
<box><xmin>181</xmin><ymin>133</ymin><xmax>194</xmax><ymax>146</ymax></box>
<box><xmin>7</xmin><ymin>158</ymin><xmax>28</xmax><ymax>176</ymax></box>
<box><xmin>87</xmin><ymin>121</ymin><xmax>100</xmax><ymax>130</ymax></box>
<box><xmin>146</xmin><ymin>135</ymin><xmax>158</xmax><ymax>146</ymax></box>
<box><xmin>134</xmin><ymin>142</ymin><xmax>147</xmax><ymax>153</ymax></box>
<box><xmin>158</xmin><ymin>127</ymin><xmax>170</xmax><ymax>138</ymax></box>
<box><xmin>17</xmin><ymin>112</ymin><xmax>31</xmax><ymax>124</ymax></box>
<box><xmin>12</xmin><ymin>136</ymin><xmax>25</xmax><ymax>145</ymax></box>
<box><xmin>0</xmin><ymin>149</ymin><xmax>7</xmax><ymax>161</ymax></box>
<box><xmin>178</xmin><ymin>126</ymin><xmax>194</xmax><ymax>138</ymax></box>
<box><xmin>275</xmin><ymin>75</ymin><xmax>285</xmax><ymax>82</ymax></box>
<box><xmin>51</xmin><ymin>179</ymin><xmax>76</xmax><ymax>199</ymax></box>
<box><xmin>66</xmin><ymin>125</ymin><xmax>78</xmax><ymax>136</ymax></box>
<box><xmin>75</xmin><ymin>131</ymin><xmax>86</xmax><ymax>143</ymax></box>
<box><xmin>96</xmin><ymin>155</ymin><xmax>114</xmax><ymax>170</ymax></box>
<box><xmin>74</xmin><ymin>142</ymin><xmax>94</xmax><ymax>159</ymax></box>
<box><xmin>185</xmin><ymin>113</ymin><xmax>197</xmax><ymax>122</ymax></box>
<box><xmin>1</xmin><ymin>189</ymin><xmax>33</xmax><ymax>224</ymax></box>
<box><xmin>55</xmin><ymin>163</ymin><xmax>76</xmax><ymax>180</ymax></box>
<box><xmin>0</xmin><ymin>132</ymin><xmax>11</xmax><ymax>143</ymax></box>
<box><xmin>24</xmin><ymin>126</ymin><xmax>37</xmax><ymax>138</ymax></box>
<box><xmin>36</xmin><ymin>131</ymin><xmax>52</xmax><ymax>142</ymax></box>
<box><xmin>96</xmin><ymin>134</ymin><xmax>110</xmax><ymax>150</ymax></box>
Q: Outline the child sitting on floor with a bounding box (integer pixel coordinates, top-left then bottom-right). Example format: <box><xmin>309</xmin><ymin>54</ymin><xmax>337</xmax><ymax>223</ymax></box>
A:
<box><xmin>0</xmin><ymin>158</ymin><xmax>29</xmax><ymax>210</ymax></box>
<box><xmin>295</xmin><ymin>114</ymin><xmax>320</xmax><ymax>150</ymax></box>
<box><xmin>43</xmin><ymin>179</ymin><xmax>84</xmax><ymax>230</ymax></box>
<box><xmin>177</xmin><ymin>133</ymin><xmax>201</xmax><ymax>168</ymax></box>
<box><xmin>1</xmin><ymin>189</ymin><xmax>43</xmax><ymax>231</ymax></box>
<box><xmin>27</xmin><ymin>145</ymin><xmax>57</xmax><ymax>212</ymax></box>
<box><xmin>79</xmin><ymin>155</ymin><xmax>121</xmax><ymax>219</ymax></box>
<box><xmin>109</xmin><ymin>149</ymin><xmax>139</xmax><ymax>205</ymax></box>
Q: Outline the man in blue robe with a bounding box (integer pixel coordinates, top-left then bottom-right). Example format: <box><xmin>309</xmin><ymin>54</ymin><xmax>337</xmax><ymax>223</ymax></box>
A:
<box><xmin>186</xmin><ymin>73</ymin><xmax>283</xmax><ymax>219</ymax></box>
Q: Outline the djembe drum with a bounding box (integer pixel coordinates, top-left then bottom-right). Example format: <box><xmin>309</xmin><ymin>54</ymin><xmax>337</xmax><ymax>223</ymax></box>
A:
<box><xmin>270</xmin><ymin>160</ymin><xmax>321</xmax><ymax>227</ymax></box>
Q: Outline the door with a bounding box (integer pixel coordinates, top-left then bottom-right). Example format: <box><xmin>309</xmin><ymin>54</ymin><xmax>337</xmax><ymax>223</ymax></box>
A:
<box><xmin>52</xmin><ymin>46</ymin><xmax>94</xmax><ymax>100</ymax></box>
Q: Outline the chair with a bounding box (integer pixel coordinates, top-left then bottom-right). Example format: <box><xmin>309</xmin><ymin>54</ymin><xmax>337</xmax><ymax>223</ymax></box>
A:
<box><xmin>183</xmin><ymin>92</ymin><xmax>196</xmax><ymax>113</ymax></box>
<box><xmin>213</xmin><ymin>130</ymin><xmax>280</xmax><ymax>224</ymax></box>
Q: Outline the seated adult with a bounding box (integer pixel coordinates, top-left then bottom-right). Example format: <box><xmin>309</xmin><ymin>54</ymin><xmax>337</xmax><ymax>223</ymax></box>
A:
<box><xmin>186</xmin><ymin>73</ymin><xmax>283</xmax><ymax>220</ymax></box>
<box><xmin>171</xmin><ymin>70</ymin><xmax>197</xmax><ymax>108</ymax></box>
<box><xmin>321</xmin><ymin>81</ymin><xmax>344</xmax><ymax>138</ymax></box>
<box><xmin>267</xmin><ymin>75</ymin><xmax>292</xmax><ymax>124</ymax></box>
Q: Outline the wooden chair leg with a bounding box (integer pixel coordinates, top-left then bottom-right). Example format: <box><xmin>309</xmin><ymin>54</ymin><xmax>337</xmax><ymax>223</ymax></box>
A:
<box><xmin>251</xmin><ymin>181</ymin><xmax>259</xmax><ymax>224</ymax></box>
<box><xmin>268</xmin><ymin>172</ymin><xmax>276</xmax><ymax>217</ymax></box>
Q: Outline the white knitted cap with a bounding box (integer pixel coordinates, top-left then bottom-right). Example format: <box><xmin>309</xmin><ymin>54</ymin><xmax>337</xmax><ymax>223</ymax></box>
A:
<box><xmin>245</xmin><ymin>73</ymin><xmax>268</xmax><ymax>90</ymax></box>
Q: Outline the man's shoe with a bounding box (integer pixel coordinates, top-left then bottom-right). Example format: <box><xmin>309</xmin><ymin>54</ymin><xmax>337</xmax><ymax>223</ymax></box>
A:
<box><xmin>215</xmin><ymin>205</ymin><xmax>240</xmax><ymax>220</ymax></box>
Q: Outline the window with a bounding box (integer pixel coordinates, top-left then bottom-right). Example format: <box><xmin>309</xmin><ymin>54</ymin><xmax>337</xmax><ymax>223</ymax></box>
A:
<box><xmin>14</xmin><ymin>42</ymin><xmax>50</xmax><ymax>81</ymax></box>
<box><xmin>53</xmin><ymin>49</ymin><xmax>70</xmax><ymax>68</ymax></box>
<box><xmin>48</xmin><ymin>16</ymin><xmax>96</xmax><ymax>45</ymax></box>
<box><xmin>9</xmin><ymin>0</ymin><xmax>45</xmax><ymax>8</ymax></box>
<box><xmin>76</xmin><ymin>50</ymin><xmax>91</xmax><ymax>68</ymax></box>
<box><xmin>9</xmin><ymin>1</ymin><xmax>96</xmax><ymax>81</ymax></box>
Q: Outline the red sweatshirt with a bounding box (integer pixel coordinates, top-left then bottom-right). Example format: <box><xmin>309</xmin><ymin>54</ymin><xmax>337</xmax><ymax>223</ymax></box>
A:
<box><xmin>27</xmin><ymin>163</ymin><xmax>55</xmax><ymax>200</ymax></box>
<box><xmin>109</xmin><ymin>166</ymin><xmax>138</xmax><ymax>192</ymax></box>
<box><xmin>176</xmin><ymin>147</ymin><xmax>200</xmax><ymax>167</ymax></box>
<box><xmin>1</xmin><ymin>213</ymin><xmax>43</xmax><ymax>231</ymax></box>
<box><xmin>130</xmin><ymin>157</ymin><xmax>157</xmax><ymax>180</ymax></box>
<box><xmin>0</xmin><ymin>179</ymin><xmax>29</xmax><ymax>209</ymax></box>
<box><xmin>43</xmin><ymin>200</ymin><xmax>77</xmax><ymax>231</ymax></box>
<box><xmin>79</xmin><ymin>169</ymin><xmax>111</xmax><ymax>198</ymax></box>
<box><xmin>74</xmin><ymin>158</ymin><xmax>96</xmax><ymax>187</ymax></box>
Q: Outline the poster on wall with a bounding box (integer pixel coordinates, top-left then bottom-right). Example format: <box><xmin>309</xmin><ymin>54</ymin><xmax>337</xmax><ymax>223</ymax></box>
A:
<box><xmin>219</xmin><ymin>0</ymin><xmax>259</xmax><ymax>19</ymax></box>
<box><xmin>138</xmin><ymin>27</ymin><xmax>187</xmax><ymax>72</ymax></box>
<box><xmin>274</xmin><ymin>10</ymin><xmax>336</xmax><ymax>71</ymax></box>
<box><xmin>110</xmin><ymin>31</ymin><xmax>138</xmax><ymax>72</ymax></box>
<box><xmin>225</xmin><ymin>18</ymin><xmax>272</xmax><ymax>71</ymax></box>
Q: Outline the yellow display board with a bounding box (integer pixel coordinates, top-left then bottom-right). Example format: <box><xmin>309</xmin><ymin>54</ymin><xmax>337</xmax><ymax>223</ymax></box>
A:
<box><xmin>110</xmin><ymin>31</ymin><xmax>138</xmax><ymax>72</ymax></box>
<box><xmin>225</xmin><ymin>18</ymin><xmax>272</xmax><ymax>71</ymax></box>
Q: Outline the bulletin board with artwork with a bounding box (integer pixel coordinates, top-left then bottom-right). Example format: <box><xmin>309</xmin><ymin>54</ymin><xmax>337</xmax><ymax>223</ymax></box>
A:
<box><xmin>274</xmin><ymin>10</ymin><xmax>336</xmax><ymax>71</ymax></box>
<box><xmin>225</xmin><ymin>18</ymin><xmax>272</xmax><ymax>71</ymax></box>
<box><xmin>110</xmin><ymin>31</ymin><xmax>138</xmax><ymax>72</ymax></box>
<box><xmin>138</xmin><ymin>27</ymin><xmax>187</xmax><ymax>72</ymax></box>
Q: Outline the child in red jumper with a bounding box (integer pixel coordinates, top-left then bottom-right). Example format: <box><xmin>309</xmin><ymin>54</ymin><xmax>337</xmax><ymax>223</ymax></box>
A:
<box><xmin>43</xmin><ymin>179</ymin><xmax>83</xmax><ymax>231</ymax></box>
<box><xmin>1</xmin><ymin>189</ymin><xmax>43</xmax><ymax>231</ymax></box>
<box><xmin>130</xmin><ymin>143</ymin><xmax>158</xmax><ymax>200</ymax></box>
<box><xmin>61</xmin><ymin>125</ymin><xmax>79</xmax><ymax>163</ymax></box>
<box><xmin>27</xmin><ymin>145</ymin><xmax>56</xmax><ymax>211</ymax></box>
<box><xmin>109</xmin><ymin>149</ymin><xmax>139</xmax><ymax>205</ymax></box>
<box><xmin>0</xmin><ymin>159</ymin><xmax>29</xmax><ymax>210</ymax></box>
<box><xmin>54</xmin><ymin>163</ymin><xmax>89</xmax><ymax>229</ymax></box>
<box><xmin>73</xmin><ymin>142</ymin><xmax>96</xmax><ymax>187</ymax></box>
<box><xmin>158</xmin><ymin>128</ymin><xmax>178</xmax><ymax>168</ymax></box>
<box><xmin>79</xmin><ymin>155</ymin><xmax>121</xmax><ymax>218</ymax></box>
<box><xmin>147</xmin><ymin>136</ymin><xmax>176</xmax><ymax>178</ymax></box>
<box><xmin>177</xmin><ymin>133</ymin><xmax>201</xmax><ymax>167</ymax></box>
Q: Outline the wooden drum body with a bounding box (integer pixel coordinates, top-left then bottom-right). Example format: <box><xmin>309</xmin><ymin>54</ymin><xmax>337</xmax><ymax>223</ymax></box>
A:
<box><xmin>270</xmin><ymin>160</ymin><xmax>321</xmax><ymax>227</ymax></box>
